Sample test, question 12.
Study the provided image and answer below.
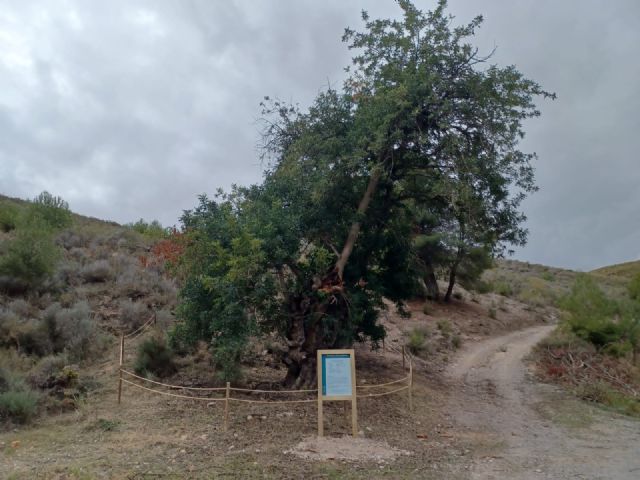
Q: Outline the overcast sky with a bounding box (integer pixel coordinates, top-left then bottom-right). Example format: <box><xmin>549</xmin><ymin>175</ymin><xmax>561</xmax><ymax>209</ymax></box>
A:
<box><xmin>0</xmin><ymin>1</ymin><xmax>638</xmax><ymax>271</ymax></box>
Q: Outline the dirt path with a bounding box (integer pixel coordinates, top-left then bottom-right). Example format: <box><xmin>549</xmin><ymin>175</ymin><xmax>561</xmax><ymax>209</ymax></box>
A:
<box><xmin>446</xmin><ymin>325</ymin><xmax>640</xmax><ymax>479</ymax></box>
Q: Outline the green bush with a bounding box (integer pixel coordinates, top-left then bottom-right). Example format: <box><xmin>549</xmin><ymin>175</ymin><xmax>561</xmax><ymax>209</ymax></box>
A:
<box><xmin>0</xmin><ymin>389</ymin><xmax>39</xmax><ymax>423</ymax></box>
<box><xmin>437</xmin><ymin>319</ymin><xmax>453</xmax><ymax>336</ymax></box>
<box><xmin>494</xmin><ymin>281</ymin><xmax>514</xmax><ymax>297</ymax></box>
<box><xmin>27</xmin><ymin>191</ymin><xmax>72</xmax><ymax>230</ymax></box>
<box><xmin>406</xmin><ymin>327</ymin><xmax>429</xmax><ymax>355</ymax></box>
<box><xmin>0</xmin><ymin>202</ymin><xmax>20</xmax><ymax>232</ymax></box>
<box><xmin>127</xmin><ymin>219</ymin><xmax>167</xmax><ymax>240</ymax></box>
<box><xmin>0</xmin><ymin>226</ymin><xmax>60</xmax><ymax>291</ymax></box>
<box><xmin>629</xmin><ymin>273</ymin><xmax>640</xmax><ymax>301</ymax></box>
<box><xmin>134</xmin><ymin>336</ymin><xmax>176</xmax><ymax>378</ymax></box>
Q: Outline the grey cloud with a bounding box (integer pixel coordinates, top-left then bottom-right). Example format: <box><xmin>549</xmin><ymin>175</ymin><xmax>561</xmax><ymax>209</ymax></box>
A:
<box><xmin>0</xmin><ymin>0</ymin><xmax>638</xmax><ymax>270</ymax></box>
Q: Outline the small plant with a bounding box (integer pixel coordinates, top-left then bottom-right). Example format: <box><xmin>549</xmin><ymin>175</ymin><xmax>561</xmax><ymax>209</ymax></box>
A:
<box><xmin>406</xmin><ymin>327</ymin><xmax>429</xmax><ymax>355</ymax></box>
<box><xmin>494</xmin><ymin>281</ymin><xmax>514</xmax><ymax>297</ymax></box>
<box><xmin>451</xmin><ymin>334</ymin><xmax>462</xmax><ymax>350</ymax></box>
<box><xmin>93</xmin><ymin>418</ymin><xmax>121</xmax><ymax>432</ymax></box>
<box><xmin>134</xmin><ymin>336</ymin><xmax>176</xmax><ymax>378</ymax></box>
<box><xmin>488</xmin><ymin>304</ymin><xmax>497</xmax><ymax>319</ymax></box>
<box><xmin>0</xmin><ymin>373</ymin><xmax>39</xmax><ymax>424</ymax></box>
<box><xmin>437</xmin><ymin>319</ymin><xmax>453</xmax><ymax>337</ymax></box>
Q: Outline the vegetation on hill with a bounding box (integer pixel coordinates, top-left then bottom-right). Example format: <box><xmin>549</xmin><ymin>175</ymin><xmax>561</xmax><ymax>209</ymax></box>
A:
<box><xmin>531</xmin><ymin>271</ymin><xmax>640</xmax><ymax>417</ymax></box>
<box><xmin>0</xmin><ymin>193</ymin><xmax>178</xmax><ymax>426</ymax></box>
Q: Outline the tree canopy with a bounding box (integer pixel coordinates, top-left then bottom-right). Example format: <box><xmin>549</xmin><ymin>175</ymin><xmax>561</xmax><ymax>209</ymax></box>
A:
<box><xmin>171</xmin><ymin>0</ymin><xmax>554</xmax><ymax>385</ymax></box>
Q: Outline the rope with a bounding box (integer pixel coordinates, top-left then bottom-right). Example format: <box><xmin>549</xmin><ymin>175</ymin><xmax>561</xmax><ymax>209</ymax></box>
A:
<box><xmin>121</xmin><ymin>378</ymin><xmax>225</xmax><ymax>401</ymax></box>
<box><xmin>357</xmin><ymin>385</ymin><xmax>409</xmax><ymax>398</ymax></box>
<box><xmin>230</xmin><ymin>386</ymin><xmax>316</xmax><ymax>394</ymax></box>
<box><xmin>228</xmin><ymin>397</ymin><xmax>316</xmax><ymax>405</ymax></box>
<box><xmin>356</xmin><ymin>375</ymin><xmax>409</xmax><ymax>389</ymax></box>
<box><xmin>121</xmin><ymin>369</ymin><xmax>226</xmax><ymax>391</ymax></box>
<box><xmin>123</xmin><ymin>315</ymin><xmax>155</xmax><ymax>338</ymax></box>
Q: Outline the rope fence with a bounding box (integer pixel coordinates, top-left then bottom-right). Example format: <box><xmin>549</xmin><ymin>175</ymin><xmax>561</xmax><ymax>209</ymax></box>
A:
<box><xmin>116</xmin><ymin>330</ymin><xmax>414</xmax><ymax>431</ymax></box>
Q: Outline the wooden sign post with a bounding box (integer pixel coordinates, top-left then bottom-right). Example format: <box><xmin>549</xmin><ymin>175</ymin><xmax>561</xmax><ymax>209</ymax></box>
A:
<box><xmin>317</xmin><ymin>349</ymin><xmax>358</xmax><ymax>437</ymax></box>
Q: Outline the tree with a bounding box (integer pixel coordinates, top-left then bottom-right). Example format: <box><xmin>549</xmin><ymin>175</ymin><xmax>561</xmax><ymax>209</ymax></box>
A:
<box><xmin>28</xmin><ymin>191</ymin><xmax>72</xmax><ymax>229</ymax></box>
<box><xmin>173</xmin><ymin>0</ymin><xmax>552</xmax><ymax>386</ymax></box>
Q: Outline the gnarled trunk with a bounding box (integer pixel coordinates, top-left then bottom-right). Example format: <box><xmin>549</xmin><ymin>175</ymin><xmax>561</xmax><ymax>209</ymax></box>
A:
<box><xmin>283</xmin><ymin>162</ymin><xmax>385</xmax><ymax>387</ymax></box>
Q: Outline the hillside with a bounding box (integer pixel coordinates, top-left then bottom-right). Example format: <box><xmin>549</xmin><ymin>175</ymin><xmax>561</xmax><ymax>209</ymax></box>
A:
<box><xmin>1</xmin><ymin>195</ymin><xmax>639</xmax><ymax>478</ymax></box>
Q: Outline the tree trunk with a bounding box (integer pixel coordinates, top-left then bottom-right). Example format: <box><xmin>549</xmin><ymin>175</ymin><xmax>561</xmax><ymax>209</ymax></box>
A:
<box><xmin>424</xmin><ymin>260</ymin><xmax>439</xmax><ymax>301</ymax></box>
<box><xmin>335</xmin><ymin>166</ymin><xmax>383</xmax><ymax>280</ymax></box>
<box><xmin>284</xmin><ymin>161</ymin><xmax>385</xmax><ymax>387</ymax></box>
<box><xmin>444</xmin><ymin>263</ymin><xmax>458</xmax><ymax>303</ymax></box>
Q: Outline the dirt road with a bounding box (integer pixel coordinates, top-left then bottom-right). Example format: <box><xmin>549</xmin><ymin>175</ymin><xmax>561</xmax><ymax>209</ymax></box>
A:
<box><xmin>446</xmin><ymin>325</ymin><xmax>640</xmax><ymax>479</ymax></box>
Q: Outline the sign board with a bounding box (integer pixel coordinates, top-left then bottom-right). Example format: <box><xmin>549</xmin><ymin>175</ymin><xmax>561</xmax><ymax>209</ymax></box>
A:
<box><xmin>317</xmin><ymin>349</ymin><xmax>358</xmax><ymax>437</ymax></box>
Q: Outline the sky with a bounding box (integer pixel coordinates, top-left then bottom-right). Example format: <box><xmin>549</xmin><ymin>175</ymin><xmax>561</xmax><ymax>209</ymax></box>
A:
<box><xmin>0</xmin><ymin>0</ymin><xmax>638</xmax><ymax>271</ymax></box>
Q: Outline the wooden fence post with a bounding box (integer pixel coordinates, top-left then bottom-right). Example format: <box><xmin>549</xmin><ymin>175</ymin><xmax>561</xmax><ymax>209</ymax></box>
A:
<box><xmin>224</xmin><ymin>382</ymin><xmax>230</xmax><ymax>431</ymax></box>
<box><xmin>402</xmin><ymin>345</ymin><xmax>406</xmax><ymax>370</ymax></box>
<box><xmin>408</xmin><ymin>355</ymin><xmax>413</xmax><ymax>412</ymax></box>
<box><xmin>117</xmin><ymin>334</ymin><xmax>125</xmax><ymax>404</ymax></box>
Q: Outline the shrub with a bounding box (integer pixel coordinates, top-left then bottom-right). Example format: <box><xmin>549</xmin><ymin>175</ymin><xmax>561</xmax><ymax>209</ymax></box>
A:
<box><xmin>79</xmin><ymin>260</ymin><xmax>113</xmax><ymax>283</ymax></box>
<box><xmin>120</xmin><ymin>299</ymin><xmax>150</xmax><ymax>331</ymax></box>
<box><xmin>406</xmin><ymin>327</ymin><xmax>429</xmax><ymax>355</ymax></box>
<box><xmin>42</xmin><ymin>301</ymin><xmax>101</xmax><ymax>361</ymax></box>
<box><xmin>28</xmin><ymin>354</ymin><xmax>69</xmax><ymax>388</ymax></box>
<box><xmin>134</xmin><ymin>336</ymin><xmax>176</xmax><ymax>378</ymax></box>
<box><xmin>437</xmin><ymin>319</ymin><xmax>453</xmax><ymax>337</ymax></box>
<box><xmin>0</xmin><ymin>202</ymin><xmax>20</xmax><ymax>232</ymax></box>
<box><xmin>0</xmin><ymin>226</ymin><xmax>60</xmax><ymax>291</ymax></box>
<box><xmin>128</xmin><ymin>219</ymin><xmax>167</xmax><ymax>240</ymax></box>
<box><xmin>517</xmin><ymin>277</ymin><xmax>556</xmax><ymax>308</ymax></box>
<box><xmin>494</xmin><ymin>281</ymin><xmax>514</xmax><ymax>297</ymax></box>
<box><xmin>629</xmin><ymin>273</ymin><xmax>640</xmax><ymax>301</ymax></box>
<box><xmin>27</xmin><ymin>191</ymin><xmax>72</xmax><ymax>230</ymax></box>
<box><xmin>451</xmin><ymin>334</ymin><xmax>462</xmax><ymax>349</ymax></box>
<box><xmin>474</xmin><ymin>280</ymin><xmax>492</xmax><ymax>294</ymax></box>
<box><xmin>0</xmin><ymin>389</ymin><xmax>39</xmax><ymax>423</ymax></box>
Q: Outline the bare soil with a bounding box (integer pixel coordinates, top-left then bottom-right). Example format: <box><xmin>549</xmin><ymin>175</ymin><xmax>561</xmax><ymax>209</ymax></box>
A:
<box><xmin>446</xmin><ymin>325</ymin><xmax>640</xmax><ymax>479</ymax></box>
<box><xmin>2</xmin><ymin>294</ymin><xmax>638</xmax><ymax>479</ymax></box>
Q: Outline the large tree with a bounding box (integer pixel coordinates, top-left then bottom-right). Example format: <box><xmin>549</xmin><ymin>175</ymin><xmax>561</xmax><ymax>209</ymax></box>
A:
<box><xmin>172</xmin><ymin>0</ymin><xmax>553</xmax><ymax>386</ymax></box>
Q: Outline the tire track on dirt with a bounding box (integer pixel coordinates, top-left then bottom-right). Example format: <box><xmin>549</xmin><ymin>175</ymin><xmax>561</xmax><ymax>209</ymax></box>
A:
<box><xmin>446</xmin><ymin>325</ymin><xmax>640</xmax><ymax>479</ymax></box>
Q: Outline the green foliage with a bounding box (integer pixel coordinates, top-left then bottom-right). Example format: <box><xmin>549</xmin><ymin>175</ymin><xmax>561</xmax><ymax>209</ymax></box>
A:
<box><xmin>0</xmin><ymin>370</ymin><xmax>39</xmax><ymax>424</ymax></box>
<box><xmin>92</xmin><ymin>418</ymin><xmax>121</xmax><ymax>432</ymax></box>
<box><xmin>629</xmin><ymin>273</ymin><xmax>640</xmax><ymax>301</ymax></box>
<box><xmin>517</xmin><ymin>276</ymin><xmax>557</xmax><ymax>308</ymax></box>
<box><xmin>0</xmin><ymin>225</ymin><xmax>60</xmax><ymax>292</ymax></box>
<box><xmin>575</xmin><ymin>381</ymin><xmax>640</xmax><ymax>418</ymax></box>
<box><xmin>0</xmin><ymin>389</ymin><xmax>39</xmax><ymax>423</ymax></box>
<box><xmin>28</xmin><ymin>191</ymin><xmax>72</xmax><ymax>229</ymax></box>
<box><xmin>0</xmin><ymin>202</ymin><xmax>20</xmax><ymax>232</ymax></box>
<box><xmin>560</xmin><ymin>275</ymin><xmax>640</xmax><ymax>362</ymax></box>
<box><xmin>437</xmin><ymin>319</ymin><xmax>453</xmax><ymax>338</ymax></box>
<box><xmin>176</xmin><ymin>0</ymin><xmax>551</xmax><ymax>383</ymax></box>
<box><xmin>128</xmin><ymin>219</ymin><xmax>167</xmax><ymax>240</ymax></box>
<box><xmin>134</xmin><ymin>336</ymin><xmax>176</xmax><ymax>378</ymax></box>
<box><xmin>406</xmin><ymin>327</ymin><xmax>429</xmax><ymax>355</ymax></box>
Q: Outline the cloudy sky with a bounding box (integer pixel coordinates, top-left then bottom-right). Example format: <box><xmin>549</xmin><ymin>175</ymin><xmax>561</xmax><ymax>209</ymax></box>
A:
<box><xmin>0</xmin><ymin>1</ymin><xmax>638</xmax><ymax>271</ymax></box>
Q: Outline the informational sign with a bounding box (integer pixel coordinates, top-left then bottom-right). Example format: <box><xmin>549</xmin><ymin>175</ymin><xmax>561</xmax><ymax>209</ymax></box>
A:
<box><xmin>322</xmin><ymin>353</ymin><xmax>352</xmax><ymax>397</ymax></box>
<box><xmin>317</xmin><ymin>349</ymin><xmax>358</xmax><ymax>437</ymax></box>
